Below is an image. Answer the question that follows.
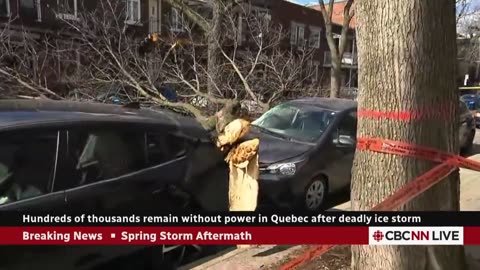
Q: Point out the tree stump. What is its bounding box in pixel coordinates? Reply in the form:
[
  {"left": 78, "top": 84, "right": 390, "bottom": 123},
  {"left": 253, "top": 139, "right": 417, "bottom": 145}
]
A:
[{"left": 216, "top": 119, "right": 260, "bottom": 249}]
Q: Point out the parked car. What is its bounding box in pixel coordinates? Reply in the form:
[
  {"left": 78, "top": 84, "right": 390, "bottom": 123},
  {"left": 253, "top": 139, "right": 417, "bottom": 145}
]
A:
[
  {"left": 459, "top": 99, "right": 477, "bottom": 153},
  {"left": 461, "top": 94, "right": 480, "bottom": 127},
  {"left": 249, "top": 98, "right": 357, "bottom": 212},
  {"left": 250, "top": 98, "right": 476, "bottom": 212},
  {"left": 0, "top": 99, "right": 229, "bottom": 270}
]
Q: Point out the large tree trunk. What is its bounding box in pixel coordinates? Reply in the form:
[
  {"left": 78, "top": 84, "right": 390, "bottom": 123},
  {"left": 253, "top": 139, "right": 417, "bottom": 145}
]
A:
[
  {"left": 216, "top": 120, "right": 260, "bottom": 249},
  {"left": 351, "top": 1, "right": 466, "bottom": 269}
]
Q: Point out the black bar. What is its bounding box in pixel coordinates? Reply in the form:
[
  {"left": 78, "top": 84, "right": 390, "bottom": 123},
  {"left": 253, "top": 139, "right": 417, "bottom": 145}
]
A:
[{"left": 0, "top": 211, "right": 479, "bottom": 226}]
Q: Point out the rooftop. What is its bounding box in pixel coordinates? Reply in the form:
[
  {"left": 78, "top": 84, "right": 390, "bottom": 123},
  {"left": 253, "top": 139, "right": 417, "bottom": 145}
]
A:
[{"left": 0, "top": 99, "right": 208, "bottom": 139}]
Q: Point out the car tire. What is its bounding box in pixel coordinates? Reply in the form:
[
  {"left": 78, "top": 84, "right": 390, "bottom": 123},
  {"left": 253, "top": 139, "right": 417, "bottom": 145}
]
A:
[{"left": 303, "top": 177, "right": 327, "bottom": 212}]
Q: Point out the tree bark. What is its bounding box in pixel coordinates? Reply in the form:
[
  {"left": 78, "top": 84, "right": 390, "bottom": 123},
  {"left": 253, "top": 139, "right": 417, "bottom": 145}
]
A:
[
  {"left": 207, "top": 1, "right": 224, "bottom": 95},
  {"left": 318, "top": 0, "right": 353, "bottom": 98},
  {"left": 351, "top": 1, "right": 466, "bottom": 269},
  {"left": 330, "top": 63, "right": 342, "bottom": 98}
]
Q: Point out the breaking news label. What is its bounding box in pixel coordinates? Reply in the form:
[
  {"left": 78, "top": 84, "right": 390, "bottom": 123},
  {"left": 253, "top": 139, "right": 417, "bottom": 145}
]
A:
[{"left": 0, "top": 212, "right": 479, "bottom": 245}]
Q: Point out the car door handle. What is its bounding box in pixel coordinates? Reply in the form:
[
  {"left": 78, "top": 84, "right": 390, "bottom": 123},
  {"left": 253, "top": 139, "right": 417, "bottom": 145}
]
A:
[{"left": 152, "top": 188, "right": 164, "bottom": 194}]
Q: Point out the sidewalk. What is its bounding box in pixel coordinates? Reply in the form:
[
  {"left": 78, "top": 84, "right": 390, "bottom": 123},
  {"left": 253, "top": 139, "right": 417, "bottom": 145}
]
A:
[
  {"left": 460, "top": 154, "right": 480, "bottom": 269},
  {"left": 181, "top": 154, "right": 480, "bottom": 270}
]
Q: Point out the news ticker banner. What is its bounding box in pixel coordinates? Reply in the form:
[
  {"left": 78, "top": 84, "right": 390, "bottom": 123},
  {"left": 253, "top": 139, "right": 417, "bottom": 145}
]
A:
[
  {"left": 11, "top": 211, "right": 480, "bottom": 226},
  {"left": 2, "top": 226, "right": 480, "bottom": 245},
  {"left": 1, "top": 212, "right": 480, "bottom": 245}
]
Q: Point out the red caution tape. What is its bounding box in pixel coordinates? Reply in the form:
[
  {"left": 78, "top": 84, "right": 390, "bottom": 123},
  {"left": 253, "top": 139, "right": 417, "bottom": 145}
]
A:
[
  {"left": 280, "top": 137, "right": 480, "bottom": 270},
  {"left": 357, "top": 103, "right": 455, "bottom": 121}
]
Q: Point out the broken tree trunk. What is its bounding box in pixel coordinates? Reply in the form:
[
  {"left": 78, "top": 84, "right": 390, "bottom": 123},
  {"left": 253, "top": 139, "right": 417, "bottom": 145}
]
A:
[{"left": 216, "top": 119, "right": 260, "bottom": 249}]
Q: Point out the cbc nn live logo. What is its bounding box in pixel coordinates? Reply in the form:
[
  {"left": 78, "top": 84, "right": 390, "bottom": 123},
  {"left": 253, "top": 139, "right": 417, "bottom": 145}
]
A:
[{"left": 368, "top": 227, "right": 464, "bottom": 245}]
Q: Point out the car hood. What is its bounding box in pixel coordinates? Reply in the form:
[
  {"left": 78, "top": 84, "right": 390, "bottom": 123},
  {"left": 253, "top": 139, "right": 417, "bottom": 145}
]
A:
[{"left": 246, "top": 127, "right": 313, "bottom": 165}]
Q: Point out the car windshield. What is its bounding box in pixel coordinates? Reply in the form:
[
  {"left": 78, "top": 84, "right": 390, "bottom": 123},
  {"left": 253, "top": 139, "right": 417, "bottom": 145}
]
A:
[{"left": 252, "top": 103, "right": 337, "bottom": 143}]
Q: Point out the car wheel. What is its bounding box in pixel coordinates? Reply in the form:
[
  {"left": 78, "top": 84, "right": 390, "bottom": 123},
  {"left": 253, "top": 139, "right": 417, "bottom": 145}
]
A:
[{"left": 304, "top": 178, "right": 327, "bottom": 212}]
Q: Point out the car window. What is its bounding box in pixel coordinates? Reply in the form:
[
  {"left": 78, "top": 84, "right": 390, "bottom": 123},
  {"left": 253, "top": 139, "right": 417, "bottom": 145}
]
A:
[
  {"left": 336, "top": 111, "right": 358, "bottom": 140},
  {"left": 57, "top": 129, "right": 146, "bottom": 190},
  {"left": 0, "top": 131, "right": 59, "bottom": 205},
  {"left": 146, "top": 133, "right": 187, "bottom": 167}
]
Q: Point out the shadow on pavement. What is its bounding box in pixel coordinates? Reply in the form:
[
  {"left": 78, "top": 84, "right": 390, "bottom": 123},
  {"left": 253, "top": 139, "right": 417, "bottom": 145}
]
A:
[
  {"left": 468, "top": 143, "right": 480, "bottom": 157},
  {"left": 177, "top": 246, "right": 237, "bottom": 270},
  {"left": 322, "top": 188, "right": 350, "bottom": 210}
]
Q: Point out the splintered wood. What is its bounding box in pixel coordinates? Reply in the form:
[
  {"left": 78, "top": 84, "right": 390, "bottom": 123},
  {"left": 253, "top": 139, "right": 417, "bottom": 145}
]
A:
[{"left": 216, "top": 119, "right": 260, "bottom": 249}]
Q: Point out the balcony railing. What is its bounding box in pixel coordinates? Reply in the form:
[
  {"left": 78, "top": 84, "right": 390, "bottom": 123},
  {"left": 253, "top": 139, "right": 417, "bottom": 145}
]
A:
[{"left": 324, "top": 51, "right": 358, "bottom": 68}]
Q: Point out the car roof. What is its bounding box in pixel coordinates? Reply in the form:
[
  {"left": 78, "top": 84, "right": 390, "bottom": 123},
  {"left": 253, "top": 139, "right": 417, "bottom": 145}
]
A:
[
  {"left": 0, "top": 99, "right": 209, "bottom": 140},
  {"left": 287, "top": 97, "right": 357, "bottom": 112}
]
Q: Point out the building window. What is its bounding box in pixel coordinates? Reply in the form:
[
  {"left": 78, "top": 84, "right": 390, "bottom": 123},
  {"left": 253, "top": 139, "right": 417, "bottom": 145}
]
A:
[
  {"left": 252, "top": 8, "right": 271, "bottom": 25},
  {"left": 170, "top": 8, "right": 184, "bottom": 32},
  {"left": 57, "top": 0, "right": 77, "bottom": 20},
  {"left": 309, "top": 27, "right": 321, "bottom": 48},
  {"left": 126, "top": 0, "right": 141, "bottom": 24},
  {"left": 20, "top": 0, "right": 42, "bottom": 21},
  {"left": 290, "top": 22, "right": 305, "bottom": 47},
  {"left": 0, "top": 0, "right": 10, "bottom": 17}
]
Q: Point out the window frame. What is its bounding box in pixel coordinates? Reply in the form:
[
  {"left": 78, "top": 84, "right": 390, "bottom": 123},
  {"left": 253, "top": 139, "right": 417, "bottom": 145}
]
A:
[
  {"left": 0, "top": 0, "right": 11, "bottom": 17},
  {"left": 0, "top": 128, "right": 61, "bottom": 206},
  {"left": 59, "top": 126, "right": 148, "bottom": 189},
  {"left": 56, "top": 0, "right": 78, "bottom": 21},
  {"left": 309, "top": 26, "right": 321, "bottom": 49},
  {"left": 170, "top": 8, "right": 184, "bottom": 32},
  {"left": 290, "top": 22, "right": 305, "bottom": 47},
  {"left": 36, "top": 0, "right": 42, "bottom": 21},
  {"left": 126, "top": 0, "right": 141, "bottom": 25}
]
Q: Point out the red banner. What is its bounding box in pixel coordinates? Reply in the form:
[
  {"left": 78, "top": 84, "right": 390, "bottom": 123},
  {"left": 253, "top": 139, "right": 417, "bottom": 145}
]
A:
[
  {"left": 1, "top": 226, "right": 480, "bottom": 245},
  {"left": 1, "top": 226, "right": 366, "bottom": 245}
]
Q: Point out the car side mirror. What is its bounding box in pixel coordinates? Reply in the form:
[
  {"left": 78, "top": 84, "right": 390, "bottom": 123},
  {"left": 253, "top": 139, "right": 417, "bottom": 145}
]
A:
[{"left": 333, "top": 130, "right": 356, "bottom": 147}]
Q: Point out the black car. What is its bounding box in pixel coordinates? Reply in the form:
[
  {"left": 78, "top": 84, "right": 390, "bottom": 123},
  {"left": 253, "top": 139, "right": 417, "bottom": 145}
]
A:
[
  {"left": 0, "top": 100, "right": 229, "bottom": 269},
  {"left": 250, "top": 98, "right": 357, "bottom": 212},
  {"left": 251, "top": 98, "right": 475, "bottom": 212}
]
